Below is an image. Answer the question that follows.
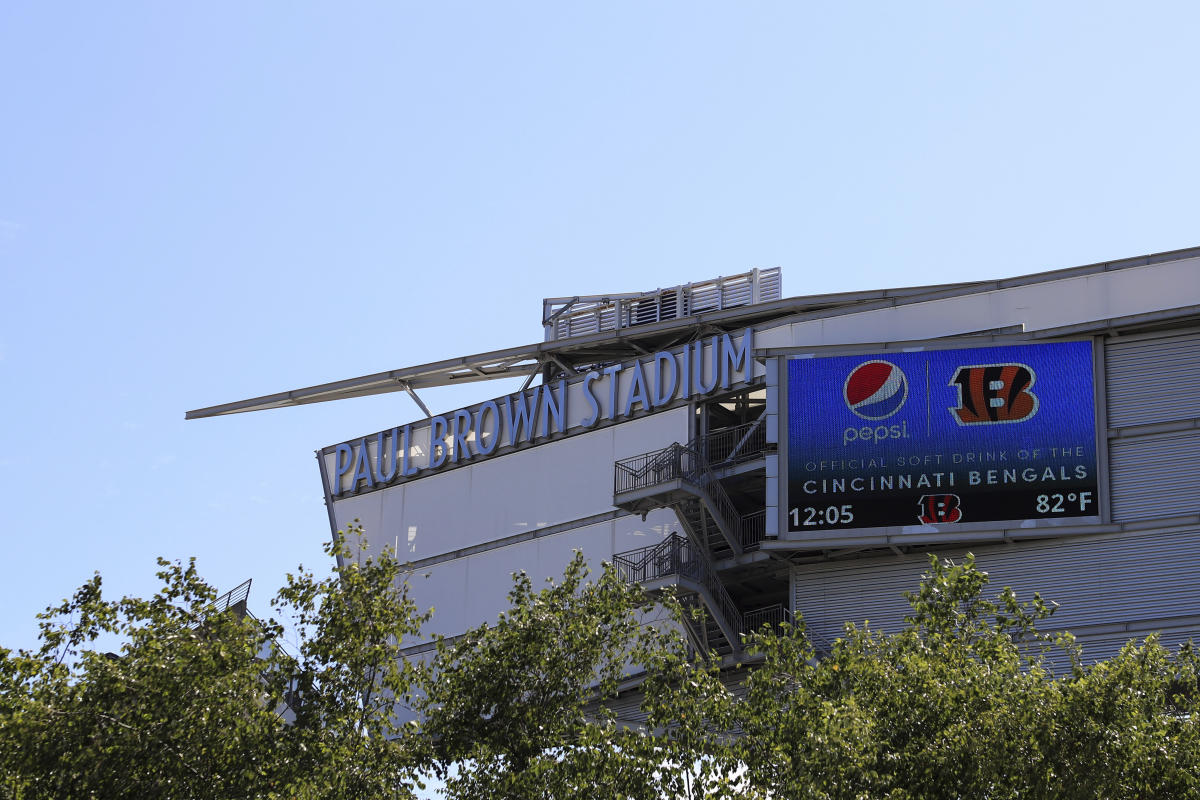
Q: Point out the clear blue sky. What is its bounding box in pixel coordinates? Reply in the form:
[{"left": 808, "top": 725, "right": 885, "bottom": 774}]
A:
[{"left": 2, "top": 2, "right": 1198, "bottom": 653}]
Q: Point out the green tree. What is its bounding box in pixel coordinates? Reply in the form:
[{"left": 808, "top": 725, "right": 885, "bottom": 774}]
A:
[
  {"left": 273, "top": 528, "right": 431, "bottom": 799},
  {"left": 479, "top": 552, "right": 1200, "bottom": 799},
  {"left": 6, "top": 539, "right": 1200, "bottom": 800},
  {"left": 0, "top": 526, "right": 428, "bottom": 800},
  {"left": 693, "top": 554, "right": 1200, "bottom": 799},
  {"left": 0, "top": 557, "right": 290, "bottom": 800},
  {"left": 419, "top": 552, "right": 689, "bottom": 800}
]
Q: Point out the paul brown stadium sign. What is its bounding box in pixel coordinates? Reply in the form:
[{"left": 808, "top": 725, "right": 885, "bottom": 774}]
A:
[
  {"left": 785, "top": 341, "right": 1100, "bottom": 532},
  {"left": 327, "top": 329, "right": 754, "bottom": 497}
]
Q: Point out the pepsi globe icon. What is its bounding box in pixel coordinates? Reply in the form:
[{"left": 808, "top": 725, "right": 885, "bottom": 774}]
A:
[{"left": 844, "top": 361, "right": 909, "bottom": 420}]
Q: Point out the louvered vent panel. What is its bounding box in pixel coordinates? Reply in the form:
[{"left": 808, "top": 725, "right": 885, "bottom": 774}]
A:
[
  {"left": 543, "top": 268, "right": 781, "bottom": 341},
  {"left": 722, "top": 279, "right": 753, "bottom": 307},
  {"left": 1109, "top": 432, "right": 1200, "bottom": 521},
  {"left": 1106, "top": 331, "right": 1200, "bottom": 428},
  {"left": 759, "top": 268, "right": 782, "bottom": 302},
  {"left": 690, "top": 285, "right": 720, "bottom": 313}
]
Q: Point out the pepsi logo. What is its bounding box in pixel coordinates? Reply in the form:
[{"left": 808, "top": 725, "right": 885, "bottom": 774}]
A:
[{"left": 844, "top": 360, "right": 909, "bottom": 419}]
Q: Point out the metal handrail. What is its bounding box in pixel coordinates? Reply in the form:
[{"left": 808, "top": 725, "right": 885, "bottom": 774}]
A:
[
  {"left": 614, "top": 420, "right": 769, "bottom": 495},
  {"left": 807, "top": 626, "right": 836, "bottom": 657},
  {"left": 614, "top": 438, "right": 768, "bottom": 551},
  {"left": 543, "top": 268, "right": 782, "bottom": 342},
  {"left": 613, "top": 534, "right": 744, "bottom": 648},
  {"left": 680, "top": 447, "right": 742, "bottom": 546},
  {"left": 190, "top": 578, "right": 253, "bottom": 629},
  {"left": 743, "top": 603, "right": 791, "bottom": 633},
  {"left": 698, "top": 420, "right": 767, "bottom": 466},
  {"left": 211, "top": 578, "right": 252, "bottom": 614},
  {"left": 611, "top": 534, "right": 684, "bottom": 584},
  {"left": 613, "top": 443, "right": 686, "bottom": 494},
  {"left": 741, "top": 604, "right": 834, "bottom": 657},
  {"left": 740, "top": 510, "right": 766, "bottom": 548}
]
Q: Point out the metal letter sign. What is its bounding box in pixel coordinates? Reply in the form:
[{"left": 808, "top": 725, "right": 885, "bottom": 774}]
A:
[
  {"left": 327, "top": 329, "right": 754, "bottom": 497},
  {"left": 786, "top": 341, "right": 1099, "bottom": 532}
]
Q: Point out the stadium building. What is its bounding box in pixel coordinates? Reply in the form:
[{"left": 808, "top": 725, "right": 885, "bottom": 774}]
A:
[{"left": 189, "top": 247, "right": 1200, "bottom": 676}]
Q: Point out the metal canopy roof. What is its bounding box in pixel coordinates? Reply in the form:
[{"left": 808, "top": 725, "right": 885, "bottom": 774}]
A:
[
  {"left": 184, "top": 295, "right": 867, "bottom": 419},
  {"left": 185, "top": 283, "right": 967, "bottom": 419},
  {"left": 184, "top": 244, "right": 1200, "bottom": 420}
]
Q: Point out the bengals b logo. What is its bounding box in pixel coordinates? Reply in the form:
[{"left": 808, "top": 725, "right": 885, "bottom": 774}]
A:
[
  {"left": 919, "top": 494, "right": 962, "bottom": 524},
  {"left": 950, "top": 363, "right": 1038, "bottom": 425}
]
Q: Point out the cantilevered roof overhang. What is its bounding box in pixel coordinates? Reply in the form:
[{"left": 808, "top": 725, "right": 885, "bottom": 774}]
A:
[
  {"left": 185, "top": 281, "right": 975, "bottom": 420},
  {"left": 184, "top": 243, "right": 1200, "bottom": 420}
]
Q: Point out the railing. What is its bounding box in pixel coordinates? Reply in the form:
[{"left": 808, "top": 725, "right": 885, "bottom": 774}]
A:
[
  {"left": 612, "top": 533, "right": 702, "bottom": 585},
  {"left": 613, "top": 534, "right": 744, "bottom": 648},
  {"left": 615, "top": 440, "right": 763, "bottom": 552},
  {"left": 191, "top": 579, "right": 253, "bottom": 628},
  {"left": 698, "top": 420, "right": 767, "bottom": 466},
  {"left": 614, "top": 541, "right": 840, "bottom": 658},
  {"left": 212, "top": 578, "right": 251, "bottom": 614},
  {"left": 686, "top": 450, "right": 743, "bottom": 548},
  {"left": 613, "top": 443, "right": 691, "bottom": 494},
  {"left": 741, "top": 604, "right": 835, "bottom": 657},
  {"left": 743, "top": 603, "right": 791, "bottom": 633},
  {"left": 543, "top": 268, "right": 782, "bottom": 342},
  {"left": 740, "top": 510, "right": 766, "bottom": 548},
  {"left": 614, "top": 420, "right": 769, "bottom": 496},
  {"left": 807, "top": 626, "right": 836, "bottom": 657}
]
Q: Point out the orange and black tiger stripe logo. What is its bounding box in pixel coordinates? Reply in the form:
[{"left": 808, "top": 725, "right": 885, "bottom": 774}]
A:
[
  {"left": 949, "top": 363, "right": 1038, "bottom": 425},
  {"left": 918, "top": 494, "right": 962, "bottom": 524}
]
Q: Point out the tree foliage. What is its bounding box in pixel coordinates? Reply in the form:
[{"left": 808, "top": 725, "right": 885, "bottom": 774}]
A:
[
  {"left": 638, "top": 554, "right": 1200, "bottom": 799},
  {"left": 270, "top": 528, "right": 430, "bottom": 799},
  {"left": 418, "top": 552, "right": 698, "bottom": 800},
  {"left": 4, "top": 539, "right": 1200, "bottom": 799},
  {"left": 0, "top": 558, "right": 287, "bottom": 800},
  {"left": 410, "top": 551, "right": 1200, "bottom": 799},
  {"left": 0, "top": 525, "right": 428, "bottom": 800}
]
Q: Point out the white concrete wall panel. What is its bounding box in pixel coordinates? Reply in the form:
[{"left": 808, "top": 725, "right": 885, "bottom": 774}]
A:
[
  {"left": 329, "top": 489, "right": 384, "bottom": 544},
  {"left": 335, "top": 408, "right": 688, "bottom": 562},
  {"left": 404, "top": 558, "right": 469, "bottom": 642},
  {"left": 533, "top": 524, "right": 609, "bottom": 584},
  {"left": 613, "top": 508, "right": 682, "bottom": 554},
  {"left": 377, "top": 469, "right": 476, "bottom": 560},
  {"left": 401, "top": 517, "right": 668, "bottom": 643},
  {"left": 470, "top": 431, "right": 614, "bottom": 535}
]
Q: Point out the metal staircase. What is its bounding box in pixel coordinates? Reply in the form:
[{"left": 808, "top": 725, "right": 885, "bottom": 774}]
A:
[
  {"left": 610, "top": 421, "right": 775, "bottom": 657},
  {"left": 613, "top": 421, "right": 768, "bottom": 559},
  {"left": 612, "top": 535, "right": 810, "bottom": 658},
  {"left": 613, "top": 533, "right": 745, "bottom": 655}
]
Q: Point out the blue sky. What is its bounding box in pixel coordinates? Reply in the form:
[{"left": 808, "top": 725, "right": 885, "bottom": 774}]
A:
[{"left": 2, "top": 2, "right": 1198, "bottom": 653}]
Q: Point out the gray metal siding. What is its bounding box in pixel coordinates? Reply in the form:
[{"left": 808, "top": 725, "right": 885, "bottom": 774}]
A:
[
  {"left": 1109, "top": 432, "right": 1200, "bottom": 521},
  {"left": 792, "top": 526, "right": 1200, "bottom": 663},
  {"left": 1106, "top": 331, "right": 1200, "bottom": 428},
  {"left": 1104, "top": 329, "right": 1200, "bottom": 522}
]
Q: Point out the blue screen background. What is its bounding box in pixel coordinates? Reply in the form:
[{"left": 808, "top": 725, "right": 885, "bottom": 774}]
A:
[{"left": 785, "top": 341, "right": 1098, "bottom": 531}]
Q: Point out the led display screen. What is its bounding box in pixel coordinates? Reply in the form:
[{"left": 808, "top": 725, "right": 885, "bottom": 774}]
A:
[{"left": 786, "top": 341, "right": 1099, "bottom": 532}]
